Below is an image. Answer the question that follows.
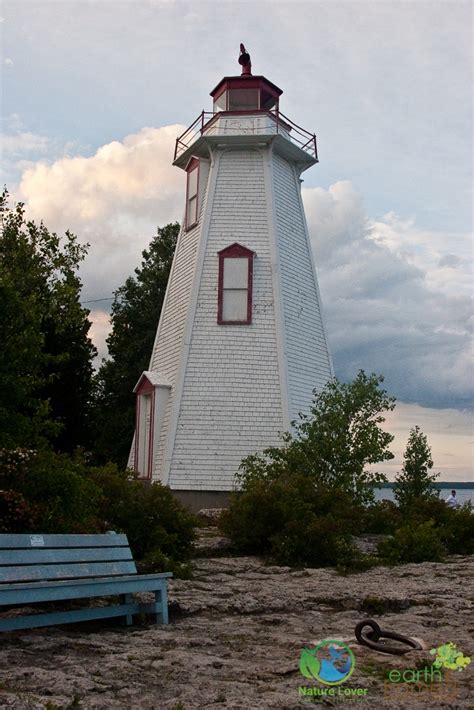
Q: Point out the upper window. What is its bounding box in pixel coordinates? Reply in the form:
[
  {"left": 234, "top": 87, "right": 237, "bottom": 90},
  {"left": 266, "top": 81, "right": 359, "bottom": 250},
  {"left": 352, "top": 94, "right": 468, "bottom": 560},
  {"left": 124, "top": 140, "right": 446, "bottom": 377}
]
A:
[
  {"left": 186, "top": 158, "right": 199, "bottom": 228},
  {"left": 213, "top": 91, "right": 227, "bottom": 112},
  {"left": 217, "top": 243, "right": 254, "bottom": 325},
  {"left": 228, "top": 88, "right": 259, "bottom": 111}
]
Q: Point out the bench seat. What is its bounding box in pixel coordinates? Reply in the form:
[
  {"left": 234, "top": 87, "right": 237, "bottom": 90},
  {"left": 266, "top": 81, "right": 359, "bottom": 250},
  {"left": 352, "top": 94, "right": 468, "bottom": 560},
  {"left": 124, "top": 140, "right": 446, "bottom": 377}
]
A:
[{"left": 0, "top": 534, "right": 173, "bottom": 631}]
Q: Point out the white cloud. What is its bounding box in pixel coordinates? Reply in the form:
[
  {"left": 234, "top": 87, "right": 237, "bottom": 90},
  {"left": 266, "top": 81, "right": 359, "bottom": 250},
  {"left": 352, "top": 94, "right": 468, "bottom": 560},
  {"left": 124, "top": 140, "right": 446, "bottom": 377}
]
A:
[
  {"left": 0, "top": 131, "right": 50, "bottom": 156},
  {"left": 0, "top": 120, "right": 83, "bottom": 187},
  {"left": 16, "top": 125, "right": 186, "bottom": 302},
  {"left": 4, "top": 57, "right": 13, "bottom": 67}
]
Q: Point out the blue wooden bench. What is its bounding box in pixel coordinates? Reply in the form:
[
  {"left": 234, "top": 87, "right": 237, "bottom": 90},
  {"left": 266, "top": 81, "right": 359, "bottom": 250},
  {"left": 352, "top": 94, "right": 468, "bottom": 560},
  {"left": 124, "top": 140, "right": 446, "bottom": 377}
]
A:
[{"left": 0, "top": 533, "right": 172, "bottom": 632}]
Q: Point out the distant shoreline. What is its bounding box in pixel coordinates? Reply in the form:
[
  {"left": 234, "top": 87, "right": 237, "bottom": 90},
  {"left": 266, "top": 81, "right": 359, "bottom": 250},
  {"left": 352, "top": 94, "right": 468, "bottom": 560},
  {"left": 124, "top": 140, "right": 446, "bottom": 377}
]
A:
[{"left": 378, "top": 481, "right": 474, "bottom": 489}]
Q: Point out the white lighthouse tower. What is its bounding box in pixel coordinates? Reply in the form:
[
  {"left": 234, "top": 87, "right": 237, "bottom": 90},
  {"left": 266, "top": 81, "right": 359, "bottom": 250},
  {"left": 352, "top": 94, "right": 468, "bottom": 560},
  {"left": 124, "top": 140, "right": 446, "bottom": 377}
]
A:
[{"left": 130, "top": 46, "right": 333, "bottom": 507}]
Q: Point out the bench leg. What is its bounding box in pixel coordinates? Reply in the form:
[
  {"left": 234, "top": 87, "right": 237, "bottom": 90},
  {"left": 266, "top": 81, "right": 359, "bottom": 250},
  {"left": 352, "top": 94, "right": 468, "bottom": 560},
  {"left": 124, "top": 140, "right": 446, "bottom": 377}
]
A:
[
  {"left": 120, "top": 594, "right": 133, "bottom": 626},
  {"left": 155, "top": 586, "right": 168, "bottom": 625}
]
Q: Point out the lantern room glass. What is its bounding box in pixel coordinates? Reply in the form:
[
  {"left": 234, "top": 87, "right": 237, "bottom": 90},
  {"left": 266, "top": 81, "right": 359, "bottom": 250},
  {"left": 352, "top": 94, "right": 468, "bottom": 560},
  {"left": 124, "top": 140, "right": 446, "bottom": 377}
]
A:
[
  {"left": 228, "top": 89, "right": 259, "bottom": 110},
  {"left": 213, "top": 86, "right": 278, "bottom": 113}
]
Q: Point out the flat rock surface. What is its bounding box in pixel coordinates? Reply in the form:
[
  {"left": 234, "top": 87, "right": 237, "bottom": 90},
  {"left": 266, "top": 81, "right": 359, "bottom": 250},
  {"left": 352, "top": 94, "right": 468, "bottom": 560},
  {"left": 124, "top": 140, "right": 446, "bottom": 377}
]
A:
[{"left": 0, "top": 528, "right": 473, "bottom": 709}]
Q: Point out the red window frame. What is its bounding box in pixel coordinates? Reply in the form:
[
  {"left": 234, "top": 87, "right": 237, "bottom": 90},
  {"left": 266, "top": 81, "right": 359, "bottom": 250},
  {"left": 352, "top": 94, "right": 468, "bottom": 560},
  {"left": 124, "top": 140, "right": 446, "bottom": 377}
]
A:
[
  {"left": 185, "top": 157, "right": 199, "bottom": 230},
  {"left": 217, "top": 243, "right": 254, "bottom": 325}
]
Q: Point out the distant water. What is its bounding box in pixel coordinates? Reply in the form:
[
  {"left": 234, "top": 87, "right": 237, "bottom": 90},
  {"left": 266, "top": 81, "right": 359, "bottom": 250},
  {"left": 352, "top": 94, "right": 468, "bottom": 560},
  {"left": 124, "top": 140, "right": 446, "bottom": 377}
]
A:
[{"left": 374, "top": 485, "right": 473, "bottom": 505}]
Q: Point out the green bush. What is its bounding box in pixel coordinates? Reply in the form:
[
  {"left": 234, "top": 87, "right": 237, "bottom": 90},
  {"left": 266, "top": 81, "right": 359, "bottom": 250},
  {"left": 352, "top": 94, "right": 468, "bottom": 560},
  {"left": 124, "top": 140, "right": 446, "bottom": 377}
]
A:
[
  {"left": 269, "top": 514, "right": 357, "bottom": 568},
  {"left": 0, "top": 448, "right": 196, "bottom": 576},
  {"left": 0, "top": 448, "right": 102, "bottom": 533},
  {"left": 89, "top": 464, "right": 196, "bottom": 575},
  {"left": 361, "top": 500, "right": 402, "bottom": 534},
  {"left": 0, "top": 489, "right": 36, "bottom": 533},
  {"left": 399, "top": 496, "right": 450, "bottom": 527},
  {"left": 220, "top": 472, "right": 367, "bottom": 568},
  {"left": 439, "top": 503, "right": 474, "bottom": 555},
  {"left": 377, "top": 520, "right": 446, "bottom": 564}
]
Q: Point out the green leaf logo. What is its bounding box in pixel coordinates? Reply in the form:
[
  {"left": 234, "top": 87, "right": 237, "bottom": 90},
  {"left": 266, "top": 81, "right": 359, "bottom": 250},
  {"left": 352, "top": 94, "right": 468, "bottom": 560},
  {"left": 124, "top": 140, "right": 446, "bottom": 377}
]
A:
[
  {"left": 299, "top": 648, "right": 321, "bottom": 680},
  {"left": 429, "top": 643, "right": 471, "bottom": 672}
]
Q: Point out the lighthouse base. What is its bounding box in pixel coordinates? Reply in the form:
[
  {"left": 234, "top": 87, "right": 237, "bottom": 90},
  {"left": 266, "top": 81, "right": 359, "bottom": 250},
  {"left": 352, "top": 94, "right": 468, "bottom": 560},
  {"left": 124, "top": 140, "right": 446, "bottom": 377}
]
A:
[{"left": 172, "top": 489, "right": 231, "bottom": 513}]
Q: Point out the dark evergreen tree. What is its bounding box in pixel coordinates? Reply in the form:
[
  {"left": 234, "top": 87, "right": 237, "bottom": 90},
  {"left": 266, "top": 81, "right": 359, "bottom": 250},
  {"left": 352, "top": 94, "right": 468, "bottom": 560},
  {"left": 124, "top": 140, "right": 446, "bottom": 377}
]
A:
[
  {"left": 93, "top": 223, "right": 179, "bottom": 467},
  {"left": 394, "top": 426, "right": 439, "bottom": 507},
  {"left": 0, "top": 190, "right": 96, "bottom": 451}
]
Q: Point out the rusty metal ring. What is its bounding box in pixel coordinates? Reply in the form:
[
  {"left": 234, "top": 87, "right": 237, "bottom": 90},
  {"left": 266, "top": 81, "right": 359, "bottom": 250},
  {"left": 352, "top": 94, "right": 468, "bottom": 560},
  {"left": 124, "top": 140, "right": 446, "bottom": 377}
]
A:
[
  {"left": 355, "top": 619, "right": 381, "bottom": 642},
  {"left": 355, "top": 618, "right": 422, "bottom": 656}
]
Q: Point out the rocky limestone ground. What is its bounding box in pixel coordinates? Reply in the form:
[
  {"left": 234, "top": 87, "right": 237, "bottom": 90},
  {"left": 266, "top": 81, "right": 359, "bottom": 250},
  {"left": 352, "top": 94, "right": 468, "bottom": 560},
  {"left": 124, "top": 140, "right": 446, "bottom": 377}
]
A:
[{"left": 0, "top": 527, "right": 473, "bottom": 710}]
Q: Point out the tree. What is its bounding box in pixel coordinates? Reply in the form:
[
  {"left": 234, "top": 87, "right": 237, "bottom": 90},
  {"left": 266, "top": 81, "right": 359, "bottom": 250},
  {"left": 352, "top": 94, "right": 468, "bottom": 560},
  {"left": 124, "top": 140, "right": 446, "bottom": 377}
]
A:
[
  {"left": 393, "top": 426, "right": 439, "bottom": 507},
  {"left": 0, "top": 190, "right": 96, "bottom": 451},
  {"left": 238, "top": 370, "right": 396, "bottom": 505},
  {"left": 93, "top": 223, "right": 179, "bottom": 466}
]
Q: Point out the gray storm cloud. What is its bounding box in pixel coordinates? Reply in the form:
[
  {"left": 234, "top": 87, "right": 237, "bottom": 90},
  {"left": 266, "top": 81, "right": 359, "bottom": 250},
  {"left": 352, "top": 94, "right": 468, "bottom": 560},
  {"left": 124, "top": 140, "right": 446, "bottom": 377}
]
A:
[{"left": 303, "top": 181, "right": 472, "bottom": 409}]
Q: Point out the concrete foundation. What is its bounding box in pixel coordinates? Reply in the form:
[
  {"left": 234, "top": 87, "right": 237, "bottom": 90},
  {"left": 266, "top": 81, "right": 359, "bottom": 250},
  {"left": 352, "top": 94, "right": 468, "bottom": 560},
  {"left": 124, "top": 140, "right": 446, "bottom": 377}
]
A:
[{"left": 172, "top": 490, "right": 231, "bottom": 513}]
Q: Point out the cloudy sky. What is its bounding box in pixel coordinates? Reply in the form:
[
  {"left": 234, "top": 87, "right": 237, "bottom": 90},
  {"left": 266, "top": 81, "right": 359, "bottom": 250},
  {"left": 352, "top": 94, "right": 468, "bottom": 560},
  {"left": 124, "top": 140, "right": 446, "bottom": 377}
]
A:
[{"left": 1, "top": 0, "right": 472, "bottom": 480}]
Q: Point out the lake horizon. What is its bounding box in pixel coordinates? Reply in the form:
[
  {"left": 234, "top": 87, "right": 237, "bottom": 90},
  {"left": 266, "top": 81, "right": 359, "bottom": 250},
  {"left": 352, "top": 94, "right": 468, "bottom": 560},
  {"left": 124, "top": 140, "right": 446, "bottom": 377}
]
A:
[{"left": 374, "top": 482, "right": 473, "bottom": 505}]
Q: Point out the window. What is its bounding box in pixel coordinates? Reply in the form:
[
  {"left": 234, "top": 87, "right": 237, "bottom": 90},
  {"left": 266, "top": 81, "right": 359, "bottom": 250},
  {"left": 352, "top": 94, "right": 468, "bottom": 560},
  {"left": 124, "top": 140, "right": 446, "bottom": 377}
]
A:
[
  {"left": 186, "top": 158, "right": 199, "bottom": 228},
  {"left": 261, "top": 90, "right": 278, "bottom": 110},
  {"left": 228, "top": 88, "right": 259, "bottom": 111},
  {"left": 217, "top": 243, "right": 254, "bottom": 325},
  {"left": 213, "top": 91, "right": 227, "bottom": 112}
]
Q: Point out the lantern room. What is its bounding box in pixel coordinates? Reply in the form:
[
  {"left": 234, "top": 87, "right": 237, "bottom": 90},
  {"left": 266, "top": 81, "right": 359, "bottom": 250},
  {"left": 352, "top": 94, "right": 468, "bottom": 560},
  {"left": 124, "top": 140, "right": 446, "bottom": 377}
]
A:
[
  {"left": 210, "top": 76, "right": 282, "bottom": 113},
  {"left": 173, "top": 42, "right": 318, "bottom": 170}
]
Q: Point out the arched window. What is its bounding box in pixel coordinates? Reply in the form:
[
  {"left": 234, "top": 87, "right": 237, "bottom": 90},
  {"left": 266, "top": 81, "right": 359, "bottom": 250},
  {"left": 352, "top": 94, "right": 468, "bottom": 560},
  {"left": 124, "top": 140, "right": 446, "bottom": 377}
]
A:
[
  {"left": 185, "top": 158, "right": 199, "bottom": 229},
  {"left": 217, "top": 243, "right": 254, "bottom": 325}
]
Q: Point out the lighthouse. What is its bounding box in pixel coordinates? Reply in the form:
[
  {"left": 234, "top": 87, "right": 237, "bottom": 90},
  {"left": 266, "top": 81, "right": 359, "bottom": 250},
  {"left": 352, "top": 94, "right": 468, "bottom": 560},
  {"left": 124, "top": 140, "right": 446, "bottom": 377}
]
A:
[{"left": 129, "top": 46, "right": 333, "bottom": 507}]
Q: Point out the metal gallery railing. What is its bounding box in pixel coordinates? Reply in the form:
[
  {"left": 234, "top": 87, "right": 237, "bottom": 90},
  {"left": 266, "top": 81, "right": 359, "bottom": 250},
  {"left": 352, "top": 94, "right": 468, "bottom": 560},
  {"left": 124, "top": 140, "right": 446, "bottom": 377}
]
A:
[{"left": 174, "top": 109, "right": 318, "bottom": 162}]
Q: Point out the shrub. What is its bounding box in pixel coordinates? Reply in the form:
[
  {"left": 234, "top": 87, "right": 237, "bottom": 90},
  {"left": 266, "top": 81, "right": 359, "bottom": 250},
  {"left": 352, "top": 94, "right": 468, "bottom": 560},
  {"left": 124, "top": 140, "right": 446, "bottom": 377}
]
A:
[
  {"left": 220, "top": 472, "right": 367, "bottom": 568},
  {"left": 88, "top": 464, "right": 197, "bottom": 576},
  {"left": 0, "top": 448, "right": 196, "bottom": 576},
  {"left": 377, "top": 520, "right": 446, "bottom": 564},
  {"left": 361, "top": 500, "right": 402, "bottom": 534},
  {"left": 439, "top": 503, "right": 474, "bottom": 555},
  {"left": 399, "top": 496, "right": 451, "bottom": 527},
  {"left": 393, "top": 496, "right": 474, "bottom": 556},
  {"left": 269, "top": 514, "right": 356, "bottom": 568},
  {"left": 0, "top": 448, "right": 102, "bottom": 533},
  {"left": 0, "top": 489, "right": 36, "bottom": 533}
]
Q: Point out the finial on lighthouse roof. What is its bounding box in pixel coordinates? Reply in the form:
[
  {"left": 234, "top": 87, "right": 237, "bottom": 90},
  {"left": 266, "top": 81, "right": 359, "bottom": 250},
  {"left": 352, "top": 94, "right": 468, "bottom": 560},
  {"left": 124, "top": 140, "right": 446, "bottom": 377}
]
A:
[{"left": 238, "top": 43, "right": 252, "bottom": 76}]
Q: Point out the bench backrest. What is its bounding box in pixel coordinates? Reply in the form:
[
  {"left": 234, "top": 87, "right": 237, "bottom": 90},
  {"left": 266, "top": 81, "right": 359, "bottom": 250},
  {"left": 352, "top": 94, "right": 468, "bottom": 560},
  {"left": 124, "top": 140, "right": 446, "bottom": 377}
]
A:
[{"left": 0, "top": 534, "right": 137, "bottom": 584}]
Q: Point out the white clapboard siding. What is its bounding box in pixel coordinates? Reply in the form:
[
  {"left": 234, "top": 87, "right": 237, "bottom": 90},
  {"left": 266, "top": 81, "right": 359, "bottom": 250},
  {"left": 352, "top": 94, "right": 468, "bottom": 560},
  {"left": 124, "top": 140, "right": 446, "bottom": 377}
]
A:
[
  {"left": 272, "top": 152, "right": 333, "bottom": 422},
  {"left": 129, "top": 126, "right": 333, "bottom": 491},
  {"left": 168, "top": 149, "right": 285, "bottom": 490}
]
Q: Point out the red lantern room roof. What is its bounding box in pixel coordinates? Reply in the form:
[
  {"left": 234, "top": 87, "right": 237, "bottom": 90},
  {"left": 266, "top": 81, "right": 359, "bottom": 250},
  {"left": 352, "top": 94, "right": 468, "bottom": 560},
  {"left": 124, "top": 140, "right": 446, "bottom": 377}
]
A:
[{"left": 210, "top": 75, "right": 283, "bottom": 101}]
